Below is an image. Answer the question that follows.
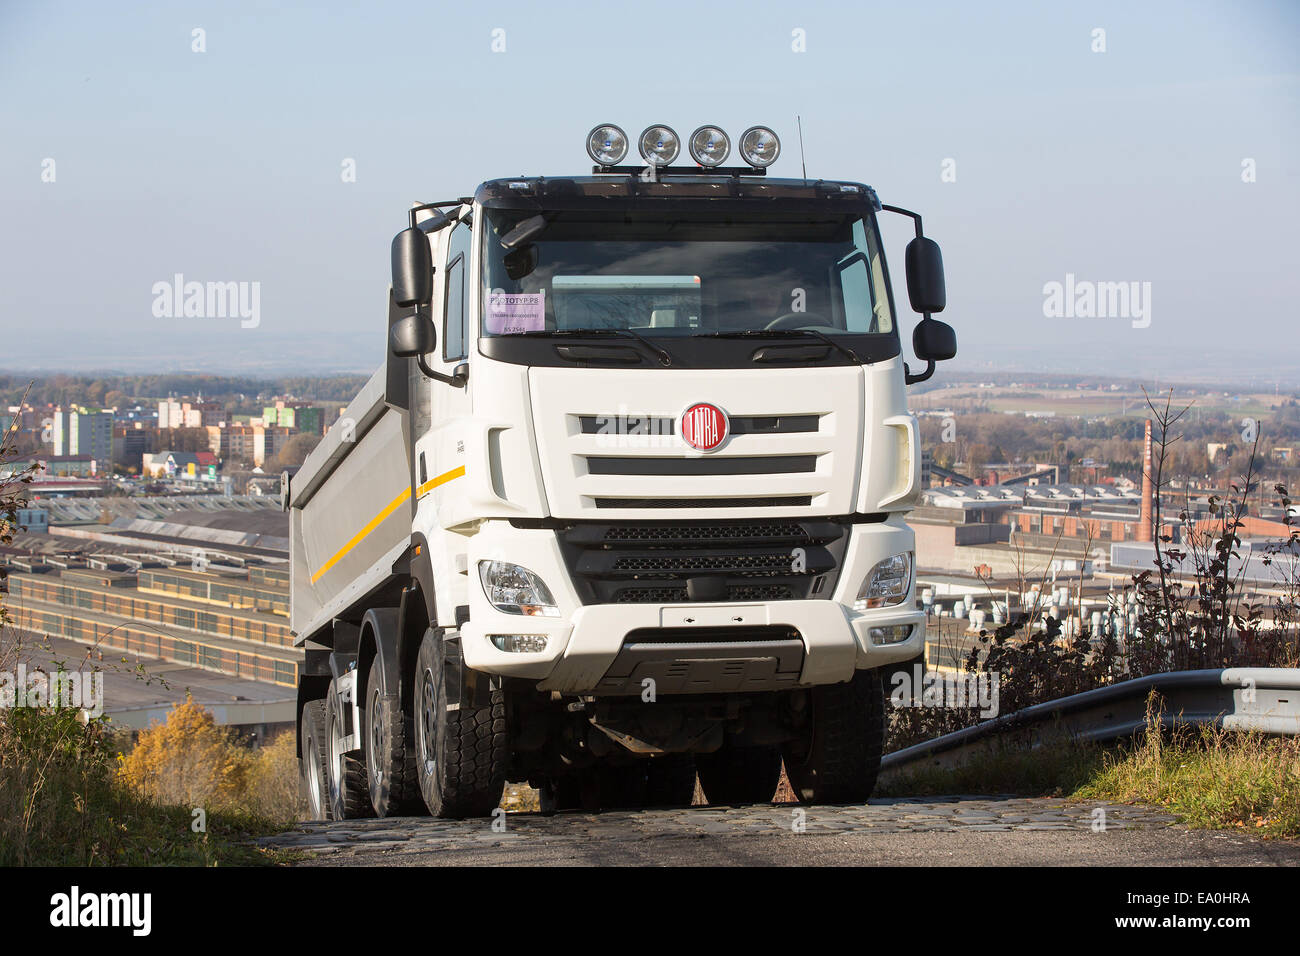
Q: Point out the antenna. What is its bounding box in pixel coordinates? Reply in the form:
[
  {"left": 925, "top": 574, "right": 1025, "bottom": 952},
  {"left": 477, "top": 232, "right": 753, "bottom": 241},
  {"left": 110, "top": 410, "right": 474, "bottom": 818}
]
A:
[{"left": 797, "top": 115, "right": 807, "bottom": 182}]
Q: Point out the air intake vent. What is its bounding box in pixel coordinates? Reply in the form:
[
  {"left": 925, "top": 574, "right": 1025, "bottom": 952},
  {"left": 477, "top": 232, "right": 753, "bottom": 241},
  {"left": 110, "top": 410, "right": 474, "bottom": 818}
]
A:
[
  {"left": 585, "top": 455, "right": 816, "bottom": 477},
  {"left": 593, "top": 496, "right": 813, "bottom": 509},
  {"left": 557, "top": 518, "right": 848, "bottom": 605}
]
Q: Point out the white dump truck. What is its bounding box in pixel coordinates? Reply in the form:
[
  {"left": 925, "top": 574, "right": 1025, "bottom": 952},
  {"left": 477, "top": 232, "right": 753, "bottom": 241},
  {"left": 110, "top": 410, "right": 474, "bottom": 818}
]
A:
[{"left": 289, "top": 123, "right": 956, "bottom": 819}]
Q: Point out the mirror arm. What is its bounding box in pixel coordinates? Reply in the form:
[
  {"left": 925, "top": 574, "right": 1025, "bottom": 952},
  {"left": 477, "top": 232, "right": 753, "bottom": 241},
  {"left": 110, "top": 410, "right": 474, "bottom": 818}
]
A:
[
  {"left": 416, "top": 354, "right": 467, "bottom": 388},
  {"left": 407, "top": 198, "right": 471, "bottom": 230},
  {"left": 881, "top": 204, "right": 924, "bottom": 239},
  {"left": 904, "top": 358, "right": 936, "bottom": 386}
]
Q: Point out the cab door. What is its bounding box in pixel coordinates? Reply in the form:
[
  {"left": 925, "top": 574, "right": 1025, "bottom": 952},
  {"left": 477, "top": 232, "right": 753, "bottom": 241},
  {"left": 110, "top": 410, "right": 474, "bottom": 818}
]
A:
[{"left": 411, "top": 217, "right": 474, "bottom": 622}]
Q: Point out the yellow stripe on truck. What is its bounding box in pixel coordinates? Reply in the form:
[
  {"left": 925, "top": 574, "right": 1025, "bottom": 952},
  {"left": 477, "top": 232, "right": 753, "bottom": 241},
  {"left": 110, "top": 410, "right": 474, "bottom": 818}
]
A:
[
  {"left": 416, "top": 464, "right": 465, "bottom": 498},
  {"left": 309, "top": 465, "right": 466, "bottom": 584}
]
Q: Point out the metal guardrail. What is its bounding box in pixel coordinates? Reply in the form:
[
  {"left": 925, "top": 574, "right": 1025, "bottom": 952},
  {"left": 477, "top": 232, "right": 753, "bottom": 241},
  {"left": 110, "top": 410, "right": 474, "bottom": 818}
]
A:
[{"left": 879, "top": 668, "right": 1300, "bottom": 778}]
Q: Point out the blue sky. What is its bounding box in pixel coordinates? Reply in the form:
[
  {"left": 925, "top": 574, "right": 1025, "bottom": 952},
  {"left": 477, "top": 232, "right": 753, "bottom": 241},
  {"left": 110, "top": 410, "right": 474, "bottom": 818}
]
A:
[{"left": 1, "top": 0, "right": 1297, "bottom": 381}]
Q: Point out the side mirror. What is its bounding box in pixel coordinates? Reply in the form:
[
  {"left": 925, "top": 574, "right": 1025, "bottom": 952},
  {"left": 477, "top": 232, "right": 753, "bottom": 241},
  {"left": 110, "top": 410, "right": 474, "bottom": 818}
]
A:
[
  {"left": 904, "top": 237, "right": 946, "bottom": 314},
  {"left": 391, "top": 228, "right": 433, "bottom": 307},
  {"left": 390, "top": 312, "right": 435, "bottom": 357},
  {"left": 913, "top": 318, "right": 957, "bottom": 362}
]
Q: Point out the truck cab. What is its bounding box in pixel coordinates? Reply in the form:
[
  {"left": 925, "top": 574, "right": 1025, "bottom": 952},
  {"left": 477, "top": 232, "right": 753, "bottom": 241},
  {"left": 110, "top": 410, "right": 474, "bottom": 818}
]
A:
[{"left": 290, "top": 124, "right": 956, "bottom": 818}]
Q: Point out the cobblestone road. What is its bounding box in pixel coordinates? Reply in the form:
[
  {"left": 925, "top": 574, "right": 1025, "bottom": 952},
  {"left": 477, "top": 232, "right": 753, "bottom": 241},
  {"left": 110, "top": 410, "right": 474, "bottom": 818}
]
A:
[{"left": 257, "top": 797, "right": 1300, "bottom": 866}]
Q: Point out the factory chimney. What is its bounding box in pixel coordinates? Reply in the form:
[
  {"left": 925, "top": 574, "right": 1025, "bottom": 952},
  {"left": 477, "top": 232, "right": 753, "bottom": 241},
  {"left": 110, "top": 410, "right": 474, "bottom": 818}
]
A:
[{"left": 1138, "top": 419, "right": 1154, "bottom": 542}]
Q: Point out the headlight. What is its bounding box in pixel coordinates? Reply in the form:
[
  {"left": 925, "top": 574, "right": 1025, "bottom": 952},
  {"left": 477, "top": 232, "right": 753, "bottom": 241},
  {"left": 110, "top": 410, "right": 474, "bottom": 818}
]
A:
[
  {"left": 638, "top": 125, "right": 681, "bottom": 166},
  {"left": 586, "top": 124, "right": 628, "bottom": 165},
  {"left": 855, "top": 552, "right": 912, "bottom": 611},
  {"left": 478, "top": 561, "right": 560, "bottom": 617},
  {"left": 689, "top": 125, "right": 731, "bottom": 166},
  {"left": 738, "top": 126, "right": 780, "bottom": 167}
]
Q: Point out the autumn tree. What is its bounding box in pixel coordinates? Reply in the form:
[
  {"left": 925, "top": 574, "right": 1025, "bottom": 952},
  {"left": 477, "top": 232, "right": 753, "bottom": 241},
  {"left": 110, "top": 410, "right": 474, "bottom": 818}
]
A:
[
  {"left": 271, "top": 433, "right": 321, "bottom": 470},
  {"left": 117, "top": 694, "right": 249, "bottom": 808}
]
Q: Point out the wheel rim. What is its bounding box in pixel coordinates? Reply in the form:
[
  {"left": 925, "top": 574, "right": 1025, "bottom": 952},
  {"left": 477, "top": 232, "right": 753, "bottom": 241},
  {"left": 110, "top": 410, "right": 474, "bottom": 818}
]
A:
[
  {"left": 327, "top": 709, "right": 344, "bottom": 809},
  {"left": 306, "top": 728, "right": 322, "bottom": 815},
  {"left": 418, "top": 668, "right": 437, "bottom": 775},
  {"left": 367, "top": 688, "right": 383, "bottom": 787}
]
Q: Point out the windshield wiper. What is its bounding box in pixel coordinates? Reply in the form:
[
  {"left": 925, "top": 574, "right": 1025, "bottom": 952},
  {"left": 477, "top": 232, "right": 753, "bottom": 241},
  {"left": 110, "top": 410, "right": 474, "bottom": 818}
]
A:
[
  {"left": 695, "top": 328, "right": 862, "bottom": 364},
  {"left": 509, "top": 328, "right": 672, "bottom": 366}
]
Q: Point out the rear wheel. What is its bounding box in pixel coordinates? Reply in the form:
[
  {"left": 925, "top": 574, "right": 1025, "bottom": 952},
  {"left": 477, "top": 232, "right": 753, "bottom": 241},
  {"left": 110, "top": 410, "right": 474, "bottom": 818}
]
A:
[
  {"left": 326, "top": 679, "right": 374, "bottom": 820},
  {"left": 363, "top": 656, "right": 423, "bottom": 817},
  {"left": 299, "top": 699, "right": 330, "bottom": 821},
  {"left": 413, "top": 629, "right": 507, "bottom": 818},
  {"left": 696, "top": 743, "right": 782, "bottom": 805},
  {"left": 781, "top": 668, "right": 884, "bottom": 805}
]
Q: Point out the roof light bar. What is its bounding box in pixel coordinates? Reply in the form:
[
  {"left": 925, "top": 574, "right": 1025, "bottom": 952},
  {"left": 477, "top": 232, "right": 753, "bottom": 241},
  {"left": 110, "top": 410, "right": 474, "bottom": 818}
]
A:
[{"left": 587, "top": 123, "right": 779, "bottom": 173}]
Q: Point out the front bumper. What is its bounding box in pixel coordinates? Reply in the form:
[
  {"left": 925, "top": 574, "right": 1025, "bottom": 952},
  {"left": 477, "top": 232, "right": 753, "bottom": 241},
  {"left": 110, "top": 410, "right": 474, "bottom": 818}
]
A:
[{"left": 460, "top": 517, "right": 925, "bottom": 694}]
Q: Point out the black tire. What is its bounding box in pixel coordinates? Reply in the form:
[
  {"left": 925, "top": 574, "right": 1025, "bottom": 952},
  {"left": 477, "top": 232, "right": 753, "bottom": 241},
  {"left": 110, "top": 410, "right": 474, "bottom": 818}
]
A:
[
  {"left": 696, "top": 744, "right": 782, "bottom": 805},
  {"left": 413, "top": 629, "right": 507, "bottom": 818},
  {"left": 781, "top": 668, "right": 885, "bottom": 805},
  {"left": 326, "top": 679, "right": 374, "bottom": 820},
  {"left": 363, "top": 655, "right": 423, "bottom": 817},
  {"left": 645, "top": 754, "right": 697, "bottom": 807},
  {"left": 299, "top": 699, "right": 330, "bottom": 821}
]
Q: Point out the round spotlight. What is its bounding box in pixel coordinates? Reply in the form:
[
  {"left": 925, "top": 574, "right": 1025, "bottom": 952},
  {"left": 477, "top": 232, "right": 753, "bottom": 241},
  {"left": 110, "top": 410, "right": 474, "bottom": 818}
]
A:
[
  {"left": 638, "top": 125, "right": 681, "bottom": 166},
  {"left": 739, "top": 126, "right": 781, "bottom": 167},
  {"left": 689, "top": 126, "right": 731, "bottom": 167},
  {"left": 586, "top": 124, "right": 629, "bottom": 166}
]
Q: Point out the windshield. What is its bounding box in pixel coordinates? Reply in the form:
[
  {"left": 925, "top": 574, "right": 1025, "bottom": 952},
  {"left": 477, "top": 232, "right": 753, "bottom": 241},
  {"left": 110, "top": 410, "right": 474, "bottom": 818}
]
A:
[{"left": 480, "top": 209, "right": 894, "bottom": 345}]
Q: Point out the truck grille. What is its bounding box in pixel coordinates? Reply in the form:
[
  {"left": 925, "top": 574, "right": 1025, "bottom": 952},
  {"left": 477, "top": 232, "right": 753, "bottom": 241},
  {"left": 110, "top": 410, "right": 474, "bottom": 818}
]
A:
[
  {"left": 556, "top": 518, "right": 849, "bottom": 605},
  {"left": 592, "top": 496, "right": 813, "bottom": 509},
  {"left": 528, "top": 365, "right": 864, "bottom": 517},
  {"left": 614, "top": 584, "right": 795, "bottom": 604}
]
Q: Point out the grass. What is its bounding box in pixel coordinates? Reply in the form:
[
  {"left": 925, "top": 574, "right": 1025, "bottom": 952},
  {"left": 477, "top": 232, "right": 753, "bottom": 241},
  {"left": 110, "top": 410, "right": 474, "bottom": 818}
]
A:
[
  {"left": 1077, "top": 725, "right": 1300, "bottom": 839},
  {"left": 876, "top": 736, "right": 1107, "bottom": 799},
  {"left": 876, "top": 703, "right": 1300, "bottom": 839},
  {"left": 0, "top": 742, "right": 296, "bottom": 865},
  {"left": 0, "top": 693, "right": 298, "bottom": 866}
]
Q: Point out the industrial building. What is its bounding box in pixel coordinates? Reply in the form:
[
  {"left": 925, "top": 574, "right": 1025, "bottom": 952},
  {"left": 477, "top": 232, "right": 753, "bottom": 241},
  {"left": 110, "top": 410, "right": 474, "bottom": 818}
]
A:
[{"left": 1, "top": 496, "right": 300, "bottom": 701}]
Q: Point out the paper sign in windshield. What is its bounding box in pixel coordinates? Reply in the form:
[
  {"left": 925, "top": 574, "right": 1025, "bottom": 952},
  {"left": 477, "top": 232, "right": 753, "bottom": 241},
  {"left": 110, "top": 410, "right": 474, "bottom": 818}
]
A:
[{"left": 486, "top": 291, "right": 546, "bottom": 334}]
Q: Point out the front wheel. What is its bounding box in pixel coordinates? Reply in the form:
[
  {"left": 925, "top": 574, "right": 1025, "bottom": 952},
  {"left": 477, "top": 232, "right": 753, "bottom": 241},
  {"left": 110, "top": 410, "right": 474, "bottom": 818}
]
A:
[
  {"left": 781, "top": 668, "right": 884, "bottom": 805},
  {"left": 413, "top": 629, "right": 507, "bottom": 818}
]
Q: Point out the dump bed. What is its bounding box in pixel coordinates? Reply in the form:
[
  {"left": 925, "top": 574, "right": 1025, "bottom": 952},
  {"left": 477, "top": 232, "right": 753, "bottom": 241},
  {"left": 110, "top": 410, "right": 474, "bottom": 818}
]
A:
[{"left": 288, "top": 366, "right": 411, "bottom": 644}]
